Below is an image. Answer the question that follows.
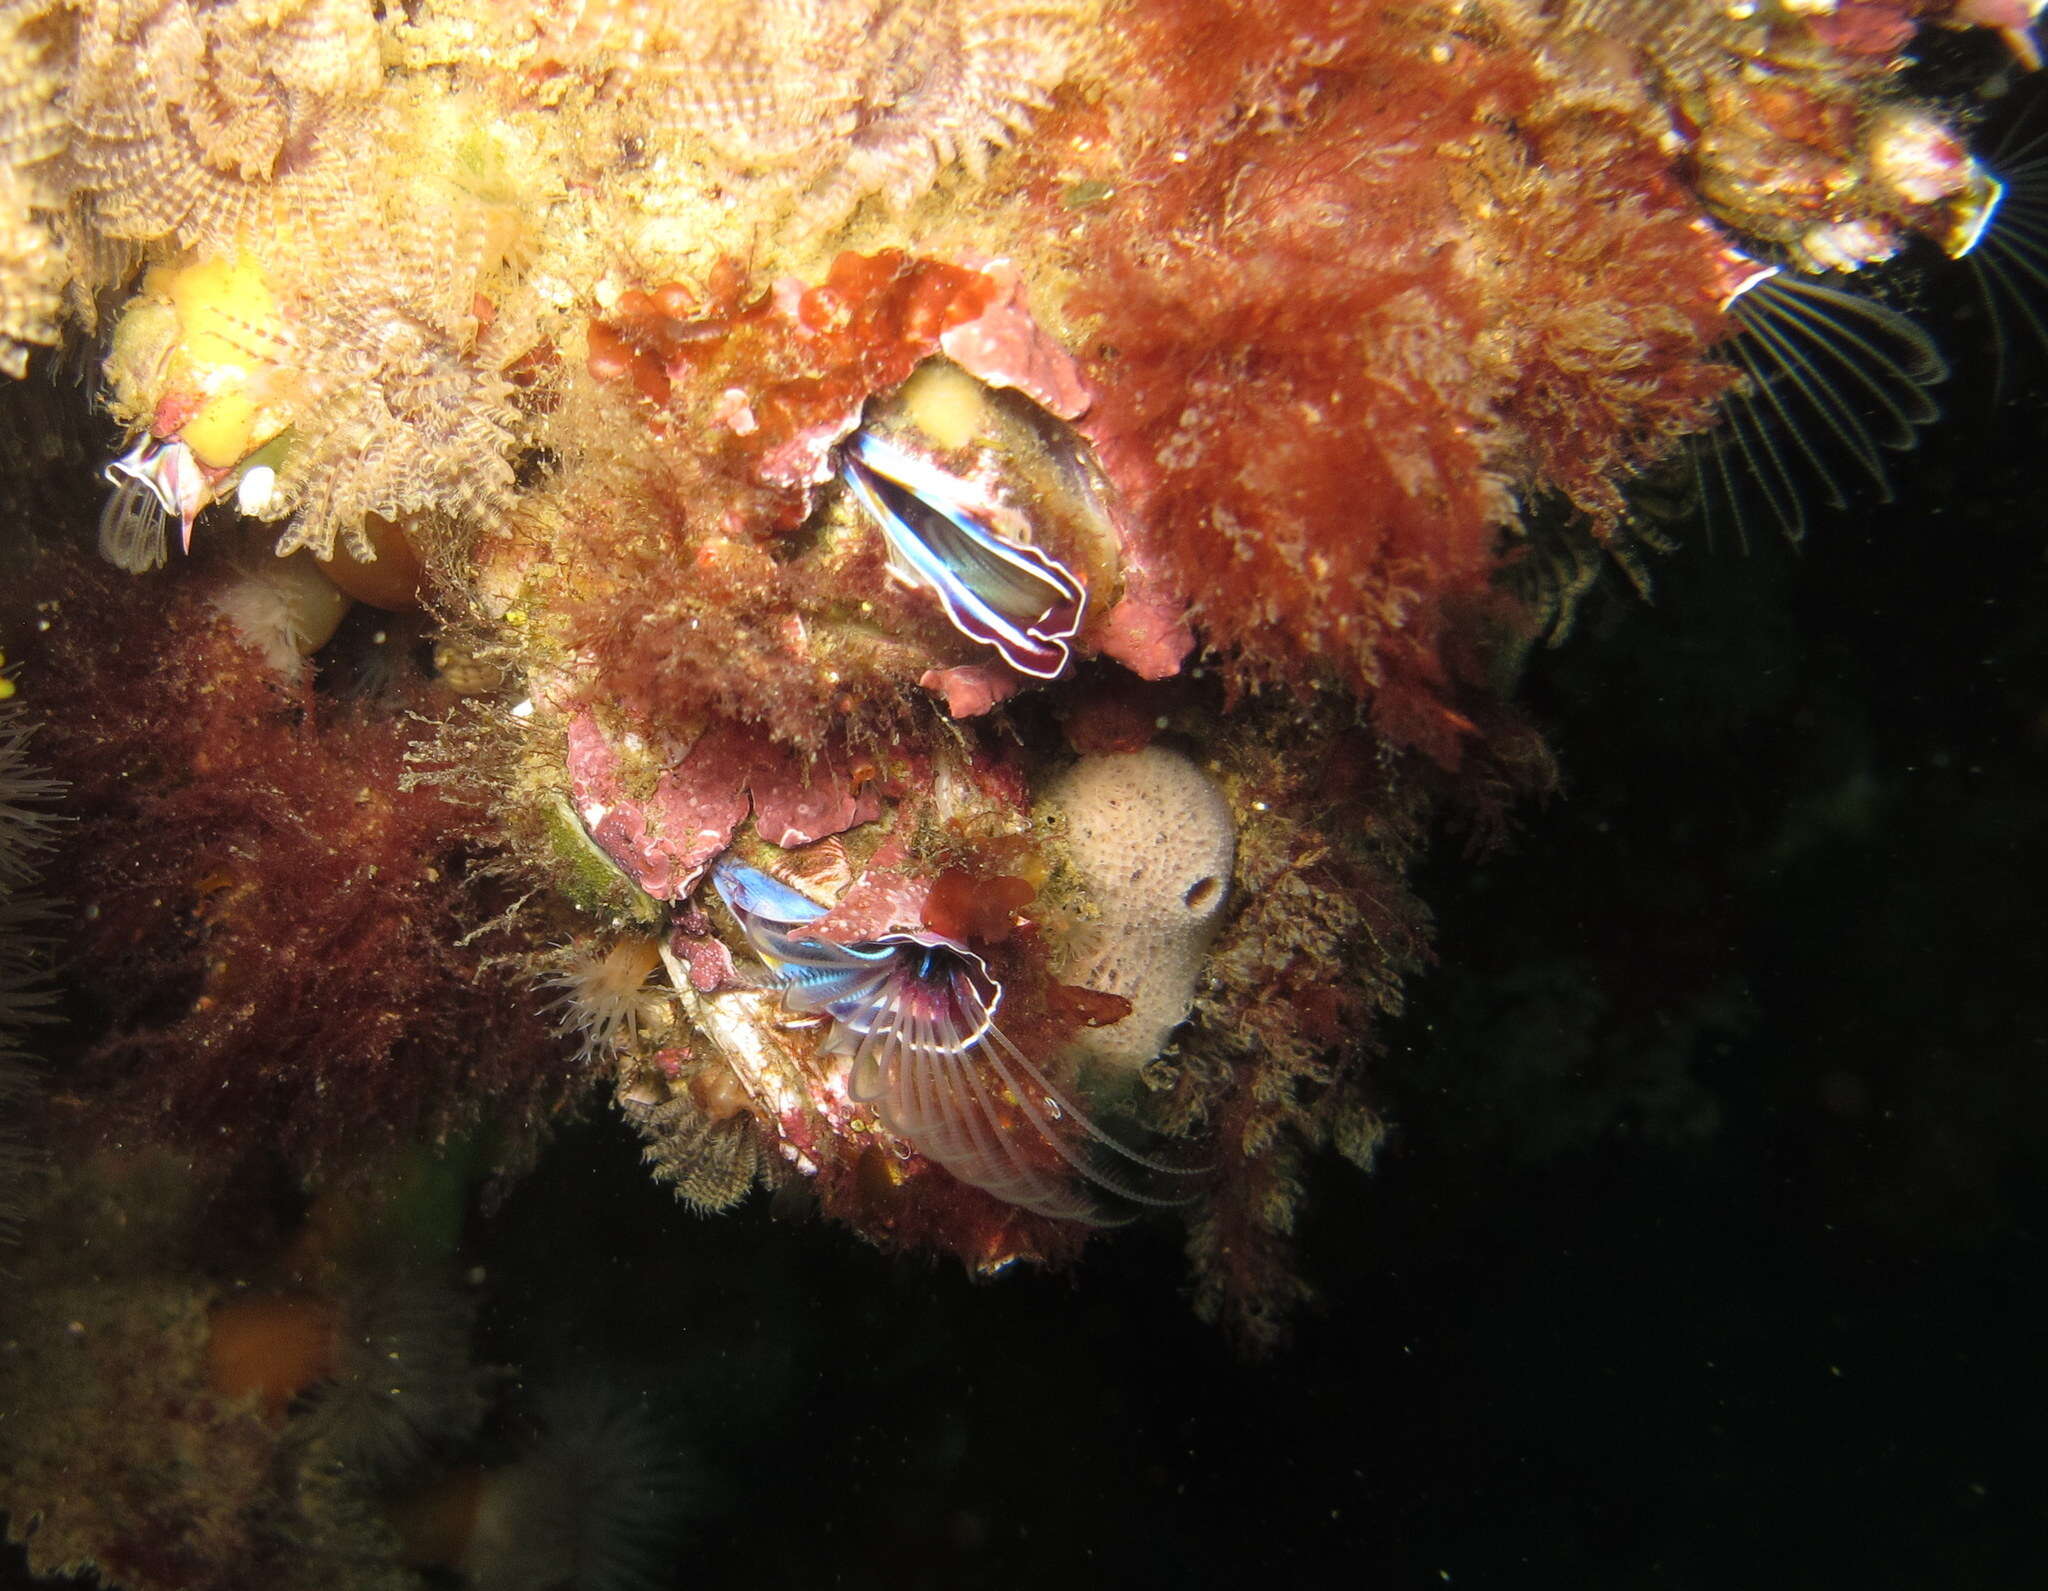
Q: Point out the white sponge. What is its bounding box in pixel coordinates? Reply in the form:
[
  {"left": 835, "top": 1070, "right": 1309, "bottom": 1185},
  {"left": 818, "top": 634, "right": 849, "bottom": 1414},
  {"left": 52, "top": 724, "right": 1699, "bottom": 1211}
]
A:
[{"left": 1041, "top": 746, "right": 1235, "bottom": 1071}]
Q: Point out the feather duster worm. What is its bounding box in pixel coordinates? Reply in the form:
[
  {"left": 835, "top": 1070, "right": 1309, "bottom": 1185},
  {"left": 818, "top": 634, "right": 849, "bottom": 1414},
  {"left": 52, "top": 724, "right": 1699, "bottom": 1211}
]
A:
[
  {"left": 539, "top": 0, "right": 1100, "bottom": 226},
  {"left": 95, "top": 207, "right": 532, "bottom": 567},
  {"left": 57, "top": 0, "right": 383, "bottom": 252},
  {"left": 266, "top": 215, "right": 527, "bottom": 566},
  {"left": 0, "top": 2, "right": 63, "bottom": 378}
]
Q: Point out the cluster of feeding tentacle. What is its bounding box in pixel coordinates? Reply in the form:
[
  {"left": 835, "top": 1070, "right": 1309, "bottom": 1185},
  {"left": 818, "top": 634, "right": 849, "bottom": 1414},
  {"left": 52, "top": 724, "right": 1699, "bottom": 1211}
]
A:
[
  {"left": 711, "top": 856, "right": 1203, "bottom": 1225},
  {"left": 542, "top": 0, "right": 1100, "bottom": 226},
  {"left": 269, "top": 266, "right": 523, "bottom": 564},
  {"left": 59, "top": 0, "right": 383, "bottom": 251},
  {"left": 4, "top": 0, "right": 2045, "bottom": 1330},
  {"left": 0, "top": 3, "right": 63, "bottom": 377}
]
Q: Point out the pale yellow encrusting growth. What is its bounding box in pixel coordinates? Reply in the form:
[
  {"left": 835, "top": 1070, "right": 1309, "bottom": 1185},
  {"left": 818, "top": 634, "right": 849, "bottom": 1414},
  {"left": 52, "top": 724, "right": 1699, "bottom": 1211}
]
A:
[{"left": 0, "top": 2, "right": 64, "bottom": 377}]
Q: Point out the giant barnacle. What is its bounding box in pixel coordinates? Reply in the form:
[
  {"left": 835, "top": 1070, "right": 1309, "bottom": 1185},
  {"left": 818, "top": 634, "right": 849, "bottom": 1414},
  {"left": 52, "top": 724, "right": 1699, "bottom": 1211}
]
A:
[
  {"left": 552, "top": 0, "right": 1097, "bottom": 225},
  {"left": 59, "top": 0, "right": 382, "bottom": 251}
]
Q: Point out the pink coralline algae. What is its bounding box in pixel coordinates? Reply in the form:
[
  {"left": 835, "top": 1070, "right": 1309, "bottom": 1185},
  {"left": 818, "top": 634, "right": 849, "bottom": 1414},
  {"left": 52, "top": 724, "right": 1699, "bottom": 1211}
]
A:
[
  {"left": 565, "top": 712, "right": 884, "bottom": 901},
  {"left": 935, "top": 260, "right": 1094, "bottom": 420}
]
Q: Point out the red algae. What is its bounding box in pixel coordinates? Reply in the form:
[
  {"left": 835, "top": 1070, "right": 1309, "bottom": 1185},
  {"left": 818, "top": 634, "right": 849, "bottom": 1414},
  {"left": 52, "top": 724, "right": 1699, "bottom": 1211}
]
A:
[
  {"left": 8, "top": 550, "right": 573, "bottom": 1171},
  {"left": 1047, "top": 983, "right": 1135, "bottom": 1029},
  {"left": 921, "top": 867, "right": 1035, "bottom": 944},
  {"left": 1024, "top": 0, "right": 1736, "bottom": 762},
  {"left": 586, "top": 251, "right": 998, "bottom": 506},
  {"left": 564, "top": 710, "right": 885, "bottom": 899},
  {"left": 1057, "top": 11, "right": 1527, "bottom": 754},
  {"left": 1178, "top": 708, "right": 1445, "bottom": 1348}
]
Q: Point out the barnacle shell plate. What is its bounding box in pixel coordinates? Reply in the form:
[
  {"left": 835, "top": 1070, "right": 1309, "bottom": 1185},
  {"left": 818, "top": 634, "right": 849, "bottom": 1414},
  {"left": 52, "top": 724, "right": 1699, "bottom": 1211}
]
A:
[{"left": 863, "top": 362, "right": 1120, "bottom": 584}]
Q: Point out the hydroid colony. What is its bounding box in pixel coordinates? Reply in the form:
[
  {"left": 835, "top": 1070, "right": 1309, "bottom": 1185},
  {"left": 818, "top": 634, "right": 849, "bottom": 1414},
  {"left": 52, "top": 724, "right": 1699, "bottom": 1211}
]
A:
[{"left": 0, "top": 3, "right": 2037, "bottom": 1576}]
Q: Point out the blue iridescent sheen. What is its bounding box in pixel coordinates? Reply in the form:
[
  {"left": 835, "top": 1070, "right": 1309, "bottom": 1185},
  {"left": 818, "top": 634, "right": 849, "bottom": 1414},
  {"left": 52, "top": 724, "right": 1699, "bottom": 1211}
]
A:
[
  {"left": 710, "top": 857, "right": 1198, "bottom": 1223},
  {"left": 840, "top": 428, "right": 1086, "bottom": 679}
]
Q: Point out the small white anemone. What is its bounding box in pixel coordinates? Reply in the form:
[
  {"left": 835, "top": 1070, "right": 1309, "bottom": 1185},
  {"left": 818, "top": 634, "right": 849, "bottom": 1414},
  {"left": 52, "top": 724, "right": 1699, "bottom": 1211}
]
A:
[
  {"left": 539, "top": 936, "right": 666, "bottom": 1065},
  {"left": 208, "top": 551, "right": 353, "bottom": 678}
]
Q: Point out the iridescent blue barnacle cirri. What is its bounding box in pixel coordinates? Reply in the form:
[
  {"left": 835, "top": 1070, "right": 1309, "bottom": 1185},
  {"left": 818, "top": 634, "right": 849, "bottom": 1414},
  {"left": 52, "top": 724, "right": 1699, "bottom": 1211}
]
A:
[
  {"left": 711, "top": 857, "right": 1198, "bottom": 1224},
  {"left": 840, "top": 426, "right": 1087, "bottom": 680}
]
